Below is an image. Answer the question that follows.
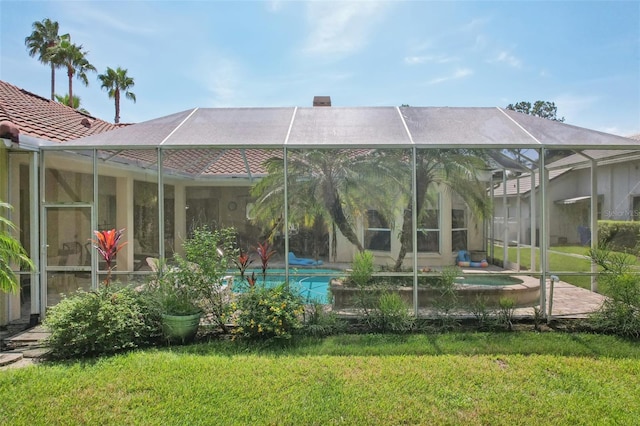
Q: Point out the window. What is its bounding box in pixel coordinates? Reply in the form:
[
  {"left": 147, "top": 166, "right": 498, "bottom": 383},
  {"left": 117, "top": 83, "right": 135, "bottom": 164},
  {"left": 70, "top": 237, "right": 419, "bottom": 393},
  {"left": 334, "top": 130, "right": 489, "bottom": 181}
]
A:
[
  {"left": 416, "top": 208, "right": 440, "bottom": 253},
  {"left": 451, "top": 208, "right": 467, "bottom": 251},
  {"left": 406, "top": 198, "right": 440, "bottom": 253},
  {"left": 364, "top": 210, "right": 391, "bottom": 251},
  {"left": 633, "top": 196, "right": 640, "bottom": 221}
]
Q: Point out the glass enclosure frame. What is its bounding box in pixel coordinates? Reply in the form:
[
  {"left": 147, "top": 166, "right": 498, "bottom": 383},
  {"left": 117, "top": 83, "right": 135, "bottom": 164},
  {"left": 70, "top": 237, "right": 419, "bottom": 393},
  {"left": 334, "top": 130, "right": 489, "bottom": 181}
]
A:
[{"left": 10, "top": 106, "right": 637, "bottom": 321}]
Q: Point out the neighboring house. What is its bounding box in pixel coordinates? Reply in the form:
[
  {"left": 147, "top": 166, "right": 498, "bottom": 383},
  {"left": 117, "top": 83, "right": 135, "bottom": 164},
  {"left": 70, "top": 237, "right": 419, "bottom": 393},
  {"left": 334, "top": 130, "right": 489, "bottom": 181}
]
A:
[
  {"left": 0, "top": 79, "right": 121, "bottom": 325},
  {"left": 492, "top": 137, "right": 640, "bottom": 247}
]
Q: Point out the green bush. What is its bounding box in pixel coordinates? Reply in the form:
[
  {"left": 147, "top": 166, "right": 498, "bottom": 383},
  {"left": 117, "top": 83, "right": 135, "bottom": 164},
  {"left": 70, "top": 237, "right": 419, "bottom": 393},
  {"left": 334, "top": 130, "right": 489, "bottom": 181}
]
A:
[
  {"left": 303, "top": 302, "right": 347, "bottom": 337},
  {"left": 366, "top": 292, "right": 415, "bottom": 333},
  {"left": 233, "top": 283, "right": 304, "bottom": 340},
  {"left": 598, "top": 220, "right": 640, "bottom": 255},
  {"left": 589, "top": 248, "right": 640, "bottom": 338},
  {"left": 349, "top": 250, "right": 374, "bottom": 287},
  {"left": 44, "top": 286, "right": 162, "bottom": 359}
]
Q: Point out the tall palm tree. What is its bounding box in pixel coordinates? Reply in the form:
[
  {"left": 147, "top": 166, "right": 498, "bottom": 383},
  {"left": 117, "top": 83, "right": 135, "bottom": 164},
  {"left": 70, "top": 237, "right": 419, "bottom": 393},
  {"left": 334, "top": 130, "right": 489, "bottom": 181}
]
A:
[
  {"left": 24, "top": 18, "right": 68, "bottom": 100},
  {"left": 48, "top": 39, "right": 96, "bottom": 108},
  {"left": 250, "top": 149, "right": 401, "bottom": 255},
  {"left": 98, "top": 66, "right": 136, "bottom": 124},
  {"left": 392, "top": 149, "right": 492, "bottom": 271},
  {"left": 0, "top": 201, "right": 34, "bottom": 294}
]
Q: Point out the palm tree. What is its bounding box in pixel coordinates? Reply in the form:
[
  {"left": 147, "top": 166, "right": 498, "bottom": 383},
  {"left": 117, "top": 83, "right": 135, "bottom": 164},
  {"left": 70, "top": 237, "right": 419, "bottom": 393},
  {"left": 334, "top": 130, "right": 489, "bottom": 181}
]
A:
[
  {"left": 392, "top": 149, "right": 492, "bottom": 271},
  {"left": 0, "top": 201, "right": 34, "bottom": 293},
  {"left": 24, "top": 18, "right": 67, "bottom": 100},
  {"left": 48, "top": 39, "right": 96, "bottom": 108},
  {"left": 54, "top": 93, "right": 91, "bottom": 115},
  {"left": 250, "top": 149, "right": 401, "bottom": 255},
  {"left": 98, "top": 67, "right": 136, "bottom": 124}
]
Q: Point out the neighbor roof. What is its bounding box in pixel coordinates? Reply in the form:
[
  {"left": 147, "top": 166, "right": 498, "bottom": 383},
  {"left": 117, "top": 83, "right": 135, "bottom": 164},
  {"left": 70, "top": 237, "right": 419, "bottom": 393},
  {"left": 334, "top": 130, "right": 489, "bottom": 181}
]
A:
[
  {"left": 61, "top": 106, "right": 639, "bottom": 150},
  {"left": 0, "top": 79, "right": 121, "bottom": 143},
  {"left": 492, "top": 168, "right": 573, "bottom": 197}
]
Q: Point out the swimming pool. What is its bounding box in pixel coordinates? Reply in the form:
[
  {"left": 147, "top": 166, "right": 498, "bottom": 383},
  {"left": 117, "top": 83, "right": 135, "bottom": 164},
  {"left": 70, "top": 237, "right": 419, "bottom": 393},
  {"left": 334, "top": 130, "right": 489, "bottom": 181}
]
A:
[{"left": 233, "top": 268, "right": 340, "bottom": 304}]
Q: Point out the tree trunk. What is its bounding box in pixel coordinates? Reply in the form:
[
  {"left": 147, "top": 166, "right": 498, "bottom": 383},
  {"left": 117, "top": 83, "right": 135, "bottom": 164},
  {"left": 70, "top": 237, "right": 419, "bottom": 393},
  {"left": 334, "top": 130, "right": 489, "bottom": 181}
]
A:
[
  {"left": 114, "top": 90, "right": 120, "bottom": 123},
  {"left": 50, "top": 63, "right": 55, "bottom": 101},
  {"left": 393, "top": 169, "right": 430, "bottom": 271},
  {"left": 67, "top": 67, "right": 73, "bottom": 108},
  {"left": 323, "top": 181, "right": 364, "bottom": 252}
]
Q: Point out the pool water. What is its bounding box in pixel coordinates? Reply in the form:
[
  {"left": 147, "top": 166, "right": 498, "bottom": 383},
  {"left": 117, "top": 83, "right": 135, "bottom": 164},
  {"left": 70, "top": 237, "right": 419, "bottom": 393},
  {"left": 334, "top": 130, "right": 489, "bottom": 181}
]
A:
[{"left": 232, "top": 268, "right": 339, "bottom": 304}]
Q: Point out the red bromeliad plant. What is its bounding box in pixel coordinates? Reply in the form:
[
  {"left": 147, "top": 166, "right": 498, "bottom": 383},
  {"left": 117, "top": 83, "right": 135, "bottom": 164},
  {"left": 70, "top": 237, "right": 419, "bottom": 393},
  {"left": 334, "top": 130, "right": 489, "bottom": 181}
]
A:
[
  {"left": 246, "top": 271, "right": 257, "bottom": 289},
  {"left": 255, "top": 241, "right": 276, "bottom": 283},
  {"left": 92, "top": 228, "right": 127, "bottom": 287},
  {"left": 233, "top": 249, "right": 254, "bottom": 281}
]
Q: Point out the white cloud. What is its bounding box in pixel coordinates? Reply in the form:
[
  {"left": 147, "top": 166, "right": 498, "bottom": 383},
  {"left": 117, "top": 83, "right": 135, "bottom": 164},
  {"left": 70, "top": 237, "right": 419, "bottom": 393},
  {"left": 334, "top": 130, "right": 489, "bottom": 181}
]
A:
[
  {"left": 553, "top": 93, "right": 600, "bottom": 121},
  {"left": 427, "top": 68, "right": 473, "bottom": 85},
  {"left": 302, "top": 1, "right": 391, "bottom": 56},
  {"left": 193, "top": 53, "right": 243, "bottom": 106},
  {"left": 492, "top": 50, "right": 522, "bottom": 68},
  {"left": 404, "top": 54, "right": 459, "bottom": 65}
]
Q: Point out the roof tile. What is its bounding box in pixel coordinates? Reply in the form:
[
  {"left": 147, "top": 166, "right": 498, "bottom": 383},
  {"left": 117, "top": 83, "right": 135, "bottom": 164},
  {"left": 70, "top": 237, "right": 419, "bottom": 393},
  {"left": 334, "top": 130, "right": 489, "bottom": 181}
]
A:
[{"left": 0, "top": 79, "right": 121, "bottom": 143}]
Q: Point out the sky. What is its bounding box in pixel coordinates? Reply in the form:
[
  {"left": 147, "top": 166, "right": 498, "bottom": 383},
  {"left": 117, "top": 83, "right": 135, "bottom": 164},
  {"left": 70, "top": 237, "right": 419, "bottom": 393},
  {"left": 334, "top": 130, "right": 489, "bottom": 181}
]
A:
[{"left": 1, "top": 0, "right": 639, "bottom": 136}]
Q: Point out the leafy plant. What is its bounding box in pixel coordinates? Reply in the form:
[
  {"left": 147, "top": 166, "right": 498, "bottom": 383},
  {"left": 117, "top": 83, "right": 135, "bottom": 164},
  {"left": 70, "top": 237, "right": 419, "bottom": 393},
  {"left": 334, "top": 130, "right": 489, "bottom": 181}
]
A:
[
  {"left": 91, "top": 228, "right": 127, "bottom": 287},
  {"left": 233, "top": 283, "right": 304, "bottom": 341},
  {"left": 497, "top": 297, "right": 516, "bottom": 331},
  {"left": 44, "top": 285, "right": 161, "bottom": 359},
  {"left": 255, "top": 240, "right": 276, "bottom": 283},
  {"left": 233, "top": 249, "right": 254, "bottom": 282},
  {"left": 430, "top": 267, "right": 461, "bottom": 330},
  {"left": 303, "top": 302, "right": 346, "bottom": 337},
  {"left": 588, "top": 247, "right": 640, "bottom": 337},
  {"left": 147, "top": 262, "right": 202, "bottom": 316},
  {"left": 0, "top": 201, "right": 34, "bottom": 293},
  {"left": 349, "top": 250, "right": 374, "bottom": 287},
  {"left": 469, "top": 296, "right": 492, "bottom": 330},
  {"left": 367, "top": 292, "right": 415, "bottom": 333},
  {"left": 176, "top": 226, "right": 239, "bottom": 332}
]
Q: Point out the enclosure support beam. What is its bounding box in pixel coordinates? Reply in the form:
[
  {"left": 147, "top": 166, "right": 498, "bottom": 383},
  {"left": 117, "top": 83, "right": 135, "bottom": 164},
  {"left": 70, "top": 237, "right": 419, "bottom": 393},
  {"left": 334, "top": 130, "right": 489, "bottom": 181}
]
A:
[
  {"left": 411, "top": 147, "right": 418, "bottom": 316},
  {"left": 590, "top": 158, "right": 598, "bottom": 292},
  {"left": 539, "top": 150, "right": 548, "bottom": 319}
]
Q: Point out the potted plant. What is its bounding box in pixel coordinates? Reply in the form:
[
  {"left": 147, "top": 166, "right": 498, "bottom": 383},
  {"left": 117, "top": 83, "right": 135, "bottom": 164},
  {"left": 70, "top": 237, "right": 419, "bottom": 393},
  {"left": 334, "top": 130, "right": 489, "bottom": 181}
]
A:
[{"left": 149, "top": 263, "right": 203, "bottom": 344}]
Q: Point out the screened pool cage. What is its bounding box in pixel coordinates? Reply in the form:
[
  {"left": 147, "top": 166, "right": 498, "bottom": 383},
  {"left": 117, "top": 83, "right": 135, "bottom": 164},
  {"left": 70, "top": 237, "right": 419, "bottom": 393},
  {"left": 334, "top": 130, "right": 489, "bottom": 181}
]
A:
[{"left": 5, "top": 106, "right": 640, "bottom": 323}]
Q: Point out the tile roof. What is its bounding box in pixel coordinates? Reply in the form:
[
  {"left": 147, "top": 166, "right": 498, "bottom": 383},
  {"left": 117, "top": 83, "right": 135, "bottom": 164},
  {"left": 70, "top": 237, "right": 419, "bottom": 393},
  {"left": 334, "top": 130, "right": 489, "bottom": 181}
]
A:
[
  {"left": 492, "top": 168, "right": 572, "bottom": 197},
  {"left": 0, "top": 79, "right": 122, "bottom": 143}
]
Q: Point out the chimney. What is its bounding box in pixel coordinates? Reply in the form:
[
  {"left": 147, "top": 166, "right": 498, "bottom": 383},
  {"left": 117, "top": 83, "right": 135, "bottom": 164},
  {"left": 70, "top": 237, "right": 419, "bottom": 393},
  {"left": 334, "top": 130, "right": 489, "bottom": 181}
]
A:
[{"left": 313, "top": 96, "right": 331, "bottom": 107}]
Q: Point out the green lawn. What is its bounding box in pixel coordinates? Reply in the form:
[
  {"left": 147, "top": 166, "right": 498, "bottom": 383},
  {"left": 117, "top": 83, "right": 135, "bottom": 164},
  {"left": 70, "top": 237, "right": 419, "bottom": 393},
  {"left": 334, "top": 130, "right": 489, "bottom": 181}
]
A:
[
  {"left": 492, "top": 245, "right": 640, "bottom": 294},
  {"left": 2, "top": 333, "right": 639, "bottom": 425}
]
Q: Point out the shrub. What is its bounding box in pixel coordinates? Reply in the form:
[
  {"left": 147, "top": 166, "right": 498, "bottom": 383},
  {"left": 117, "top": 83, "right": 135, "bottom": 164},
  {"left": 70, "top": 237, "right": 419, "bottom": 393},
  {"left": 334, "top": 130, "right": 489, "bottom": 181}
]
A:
[
  {"left": 497, "top": 297, "right": 516, "bottom": 331},
  {"left": 598, "top": 221, "right": 640, "bottom": 255},
  {"left": 233, "top": 283, "right": 304, "bottom": 340},
  {"left": 177, "top": 225, "right": 239, "bottom": 331},
  {"left": 589, "top": 248, "right": 640, "bottom": 338},
  {"left": 349, "top": 250, "right": 374, "bottom": 287},
  {"left": 44, "top": 286, "right": 161, "bottom": 359},
  {"left": 366, "top": 292, "right": 415, "bottom": 333},
  {"left": 430, "top": 267, "right": 461, "bottom": 330},
  {"left": 303, "top": 302, "right": 347, "bottom": 337}
]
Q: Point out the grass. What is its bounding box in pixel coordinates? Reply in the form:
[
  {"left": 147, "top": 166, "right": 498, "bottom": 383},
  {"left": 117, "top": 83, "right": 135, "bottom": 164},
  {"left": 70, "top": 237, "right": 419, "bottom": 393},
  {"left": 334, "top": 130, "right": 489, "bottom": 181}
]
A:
[
  {"left": 492, "top": 244, "right": 640, "bottom": 294},
  {"left": 1, "top": 333, "right": 640, "bottom": 425}
]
